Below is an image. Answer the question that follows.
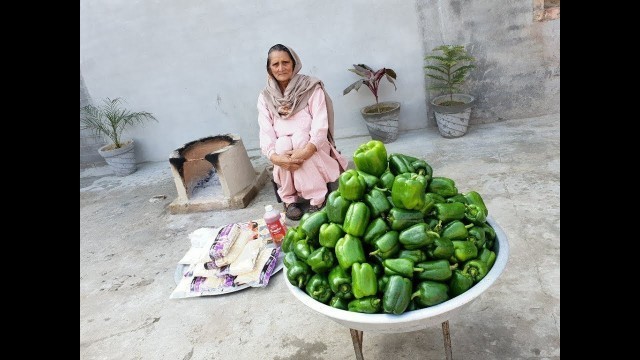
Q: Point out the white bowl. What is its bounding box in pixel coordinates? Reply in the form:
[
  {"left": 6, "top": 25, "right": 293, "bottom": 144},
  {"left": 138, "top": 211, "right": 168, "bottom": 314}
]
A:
[{"left": 284, "top": 216, "right": 509, "bottom": 333}]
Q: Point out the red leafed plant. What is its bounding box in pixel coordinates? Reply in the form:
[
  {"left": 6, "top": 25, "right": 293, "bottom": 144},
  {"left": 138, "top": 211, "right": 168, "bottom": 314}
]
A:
[{"left": 343, "top": 64, "right": 397, "bottom": 112}]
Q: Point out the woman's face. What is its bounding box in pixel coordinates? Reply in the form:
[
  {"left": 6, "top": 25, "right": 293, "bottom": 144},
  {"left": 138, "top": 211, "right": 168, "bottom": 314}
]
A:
[{"left": 268, "top": 50, "right": 294, "bottom": 85}]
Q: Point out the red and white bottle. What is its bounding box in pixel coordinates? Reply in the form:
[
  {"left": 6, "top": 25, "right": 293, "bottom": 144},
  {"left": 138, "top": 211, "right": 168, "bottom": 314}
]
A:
[{"left": 264, "top": 204, "right": 287, "bottom": 246}]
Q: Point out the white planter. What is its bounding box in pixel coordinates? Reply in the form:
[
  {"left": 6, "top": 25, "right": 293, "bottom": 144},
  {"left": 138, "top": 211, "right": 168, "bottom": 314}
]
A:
[
  {"left": 98, "top": 140, "right": 137, "bottom": 176},
  {"left": 432, "top": 94, "right": 474, "bottom": 138},
  {"left": 360, "top": 101, "right": 400, "bottom": 143}
]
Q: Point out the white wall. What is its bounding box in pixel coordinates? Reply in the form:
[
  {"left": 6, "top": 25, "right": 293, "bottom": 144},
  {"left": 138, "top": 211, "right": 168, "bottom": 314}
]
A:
[{"left": 80, "top": 0, "right": 427, "bottom": 163}]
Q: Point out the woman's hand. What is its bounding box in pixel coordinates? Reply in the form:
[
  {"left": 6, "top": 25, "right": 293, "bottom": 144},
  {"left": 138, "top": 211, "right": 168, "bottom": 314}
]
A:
[
  {"left": 270, "top": 143, "right": 316, "bottom": 171},
  {"left": 270, "top": 153, "right": 303, "bottom": 171},
  {"left": 287, "top": 143, "right": 317, "bottom": 162}
]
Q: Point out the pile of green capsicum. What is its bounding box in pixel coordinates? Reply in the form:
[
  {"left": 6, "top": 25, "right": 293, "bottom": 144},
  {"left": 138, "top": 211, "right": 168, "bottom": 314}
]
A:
[{"left": 281, "top": 140, "right": 498, "bottom": 315}]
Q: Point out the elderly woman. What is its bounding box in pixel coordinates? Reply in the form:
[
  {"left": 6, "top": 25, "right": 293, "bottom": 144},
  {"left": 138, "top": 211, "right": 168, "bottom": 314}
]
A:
[{"left": 258, "top": 44, "right": 347, "bottom": 220}]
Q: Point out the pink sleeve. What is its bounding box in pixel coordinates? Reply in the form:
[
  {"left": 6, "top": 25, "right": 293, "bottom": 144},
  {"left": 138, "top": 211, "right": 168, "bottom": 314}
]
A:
[
  {"left": 307, "top": 85, "right": 329, "bottom": 149},
  {"left": 257, "top": 93, "right": 277, "bottom": 158}
]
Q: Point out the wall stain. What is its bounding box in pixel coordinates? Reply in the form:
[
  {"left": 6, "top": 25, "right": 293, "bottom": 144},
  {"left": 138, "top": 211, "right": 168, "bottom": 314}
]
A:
[{"left": 450, "top": 0, "right": 462, "bottom": 17}]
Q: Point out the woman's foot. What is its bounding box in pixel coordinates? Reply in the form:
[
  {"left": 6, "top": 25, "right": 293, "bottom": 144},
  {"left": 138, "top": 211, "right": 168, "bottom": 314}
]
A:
[
  {"left": 307, "top": 200, "right": 326, "bottom": 214},
  {"left": 284, "top": 202, "right": 303, "bottom": 220}
]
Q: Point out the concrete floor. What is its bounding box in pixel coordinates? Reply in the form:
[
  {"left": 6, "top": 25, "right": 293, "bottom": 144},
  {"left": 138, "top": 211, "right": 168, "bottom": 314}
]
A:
[{"left": 80, "top": 114, "right": 560, "bottom": 360}]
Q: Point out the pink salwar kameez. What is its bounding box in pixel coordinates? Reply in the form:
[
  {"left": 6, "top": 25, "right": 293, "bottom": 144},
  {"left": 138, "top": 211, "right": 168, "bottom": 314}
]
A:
[{"left": 258, "top": 85, "right": 347, "bottom": 206}]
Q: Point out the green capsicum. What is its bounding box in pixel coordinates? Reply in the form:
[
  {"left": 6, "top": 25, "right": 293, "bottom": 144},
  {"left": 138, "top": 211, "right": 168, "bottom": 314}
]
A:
[
  {"left": 406, "top": 299, "right": 418, "bottom": 312},
  {"left": 362, "top": 217, "right": 390, "bottom": 245},
  {"left": 319, "top": 222, "right": 344, "bottom": 248},
  {"left": 293, "top": 239, "right": 314, "bottom": 261},
  {"left": 480, "top": 223, "right": 497, "bottom": 242},
  {"left": 451, "top": 240, "right": 478, "bottom": 262},
  {"left": 398, "top": 223, "right": 439, "bottom": 250},
  {"left": 446, "top": 193, "right": 468, "bottom": 204},
  {"left": 300, "top": 210, "right": 328, "bottom": 240},
  {"left": 356, "top": 170, "right": 380, "bottom": 191},
  {"left": 463, "top": 191, "right": 488, "bottom": 217},
  {"left": 433, "top": 202, "right": 466, "bottom": 223},
  {"left": 483, "top": 228, "right": 496, "bottom": 251},
  {"left": 338, "top": 169, "right": 367, "bottom": 201},
  {"left": 426, "top": 237, "right": 455, "bottom": 260},
  {"left": 372, "top": 263, "right": 384, "bottom": 277},
  {"left": 334, "top": 234, "right": 366, "bottom": 270},
  {"left": 465, "top": 204, "right": 487, "bottom": 225},
  {"left": 305, "top": 246, "right": 336, "bottom": 274},
  {"left": 386, "top": 207, "right": 425, "bottom": 231},
  {"left": 388, "top": 153, "right": 415, "bottom": 175},
  {"left": 383, "top": 258, "right": 424, "bottom": 278},
  {"left": 426, "top": 192, "right": 446, "bottom": 204},
  {"left": 463, "top": 259, "right": 488, "bottom": 283},
  {"left": 424, "top": 216, "right": 441, "bottom": 231},
  {"left": 397, "top": 249, "right": 427, "bottom": 264},
  {"left": 369, "top": 230, "right": 400, "bottom": 259},
  {"left": 467, "top": 225, "right": 486, "bottom": 250},
  {"left": 405, "top": 156, "right": 432, "bottom": 178},
  {"left": 281, "top": 226, "right": 302, "bottom": 253},
  {"left": 342, "top": 201, "right": 371, "bottom": 237},
  {"left": 391, "top": 173, "right": 427, "bottom": 210},
  {"left": 305, "top": 273, "right": 332, "bottom": 304},
  {"left": 348, "top": 296, "right": 381, "bottom": 313},
  {"left": 478, "top": 248, "right": 497, "bottom": 270},
  {"left": 378, "top": 171, "right": 395, "bottom": 191},
  {"left": 286, "top": 259, "right": 312, "bottom": 289},
  {"left": 377, "top": 274, "right": 390, "bottom": 294},
  {"left": 328, "top": 265, "right": 353, "bottom": 300},
  {"left": 353, "top": 140, "right": 388, "bottom": 177},
  {"left": 441, "top": 220, "right": 473, "bottom": 240},
  {"left": 415, "top": 260, "right": 458, "bottom": 281},
  {"left": 382, "top": 275, "right": 413, "bottom": 315},
  {"left": 351, "top": 262, "right": 378, "bottom": 299},
  {"left": 325, "top": 190, "right": 352, "bottom": 224},
  {"left": 298, "top": 212, "right": 311, "bottom": 226},
  {"left": 485, "top": 238, "right": 495, "bottom": 251},
  {"left": 388, "top": 153, "right": 432, "bottom": 177},
  {"left": 329, "top": 296, "right": 349, "bottom": 310},
  {"left": 427, "top": 177, "right": 458, "bottom": 197},
  {"left": 417, "top": 193, "right": 437, "bottom": 217},
  {"left": 411, "top": 281, "right": 449, "bottom": 307},
  {"left": 283, "top": 251, "right": 298, "bottom": 269},
  {"left": 449, "top": 269, "right": 474, "bottom": 297},
  {"left": 364, "top": 188, "right": 392, "bottom": 218}
]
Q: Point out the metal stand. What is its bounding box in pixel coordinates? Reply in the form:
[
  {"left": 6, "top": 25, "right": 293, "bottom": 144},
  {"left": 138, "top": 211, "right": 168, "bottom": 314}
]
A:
[{"left": 349, "top": 320, "right": 453, "bottom": 360}]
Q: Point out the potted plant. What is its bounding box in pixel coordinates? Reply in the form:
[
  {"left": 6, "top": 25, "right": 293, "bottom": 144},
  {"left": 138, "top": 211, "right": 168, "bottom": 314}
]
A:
[
  {"left": 80, "top": 97, "right": 157, "bottom": 176},
  {"left": 343, "top": 64, "right": 400, "bottom": 143},
  {"left": 424, "top": 44, "right": 476, "bottom": 138}
]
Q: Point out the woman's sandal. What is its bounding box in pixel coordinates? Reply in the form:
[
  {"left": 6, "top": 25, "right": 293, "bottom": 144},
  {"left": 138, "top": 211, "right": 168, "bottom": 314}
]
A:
[
  {"left": 307, "top": 201, "right": 326, "bottom": 214},
  {"left": 284, "top": 202, "right": 303, "bottom": 221}
]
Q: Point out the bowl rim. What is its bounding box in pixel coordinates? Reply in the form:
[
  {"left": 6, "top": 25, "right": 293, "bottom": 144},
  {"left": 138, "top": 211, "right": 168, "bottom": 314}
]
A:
[{"left": 284, "top": 215, "right": 509, "bottom": 325}]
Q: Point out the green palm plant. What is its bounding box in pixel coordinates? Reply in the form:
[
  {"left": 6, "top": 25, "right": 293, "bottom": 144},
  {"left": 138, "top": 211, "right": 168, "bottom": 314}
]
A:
[
  {"left": 80, "top": 97, "right": 157, "bottom": 149},
  {"left": 424, "top": 45, "right": 475, "bottom": 106}
]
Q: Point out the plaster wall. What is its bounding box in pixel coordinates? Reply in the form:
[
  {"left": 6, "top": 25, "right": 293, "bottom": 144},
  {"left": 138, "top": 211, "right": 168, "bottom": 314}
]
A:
[
  {"left": 80, "top": 0, "right": 559, "bottom": 164},
  {"left": 80, "top": 70, "right": 106, "bottom": 168},
  {"left": 80, "top": 0, "right": 427, "bottom": 163},
  {"left": 417, "top": 0, "right": 560, "bottom": 124}
]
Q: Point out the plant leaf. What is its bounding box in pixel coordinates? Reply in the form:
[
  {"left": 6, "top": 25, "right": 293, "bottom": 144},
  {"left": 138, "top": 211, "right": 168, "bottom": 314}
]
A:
[{"left": 343, "top": 80, "right": 365, "bottom": 95}]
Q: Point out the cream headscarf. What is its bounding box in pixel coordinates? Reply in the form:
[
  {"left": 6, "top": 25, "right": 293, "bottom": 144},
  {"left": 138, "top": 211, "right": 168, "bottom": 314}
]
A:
[{"left": 261, "top": 45, "right": 337, "bottom": 147}]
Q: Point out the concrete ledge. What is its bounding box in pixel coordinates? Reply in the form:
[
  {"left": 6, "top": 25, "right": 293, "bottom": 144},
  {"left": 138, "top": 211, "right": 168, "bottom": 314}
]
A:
[{"left": 168, "top": 164, "right": 270, "bottom": 214}]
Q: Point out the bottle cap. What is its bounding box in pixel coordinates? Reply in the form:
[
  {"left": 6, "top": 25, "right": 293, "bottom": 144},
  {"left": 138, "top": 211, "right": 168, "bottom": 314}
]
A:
[{"left": 265, "top": 204, "right": 273, "bottom": 212}]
